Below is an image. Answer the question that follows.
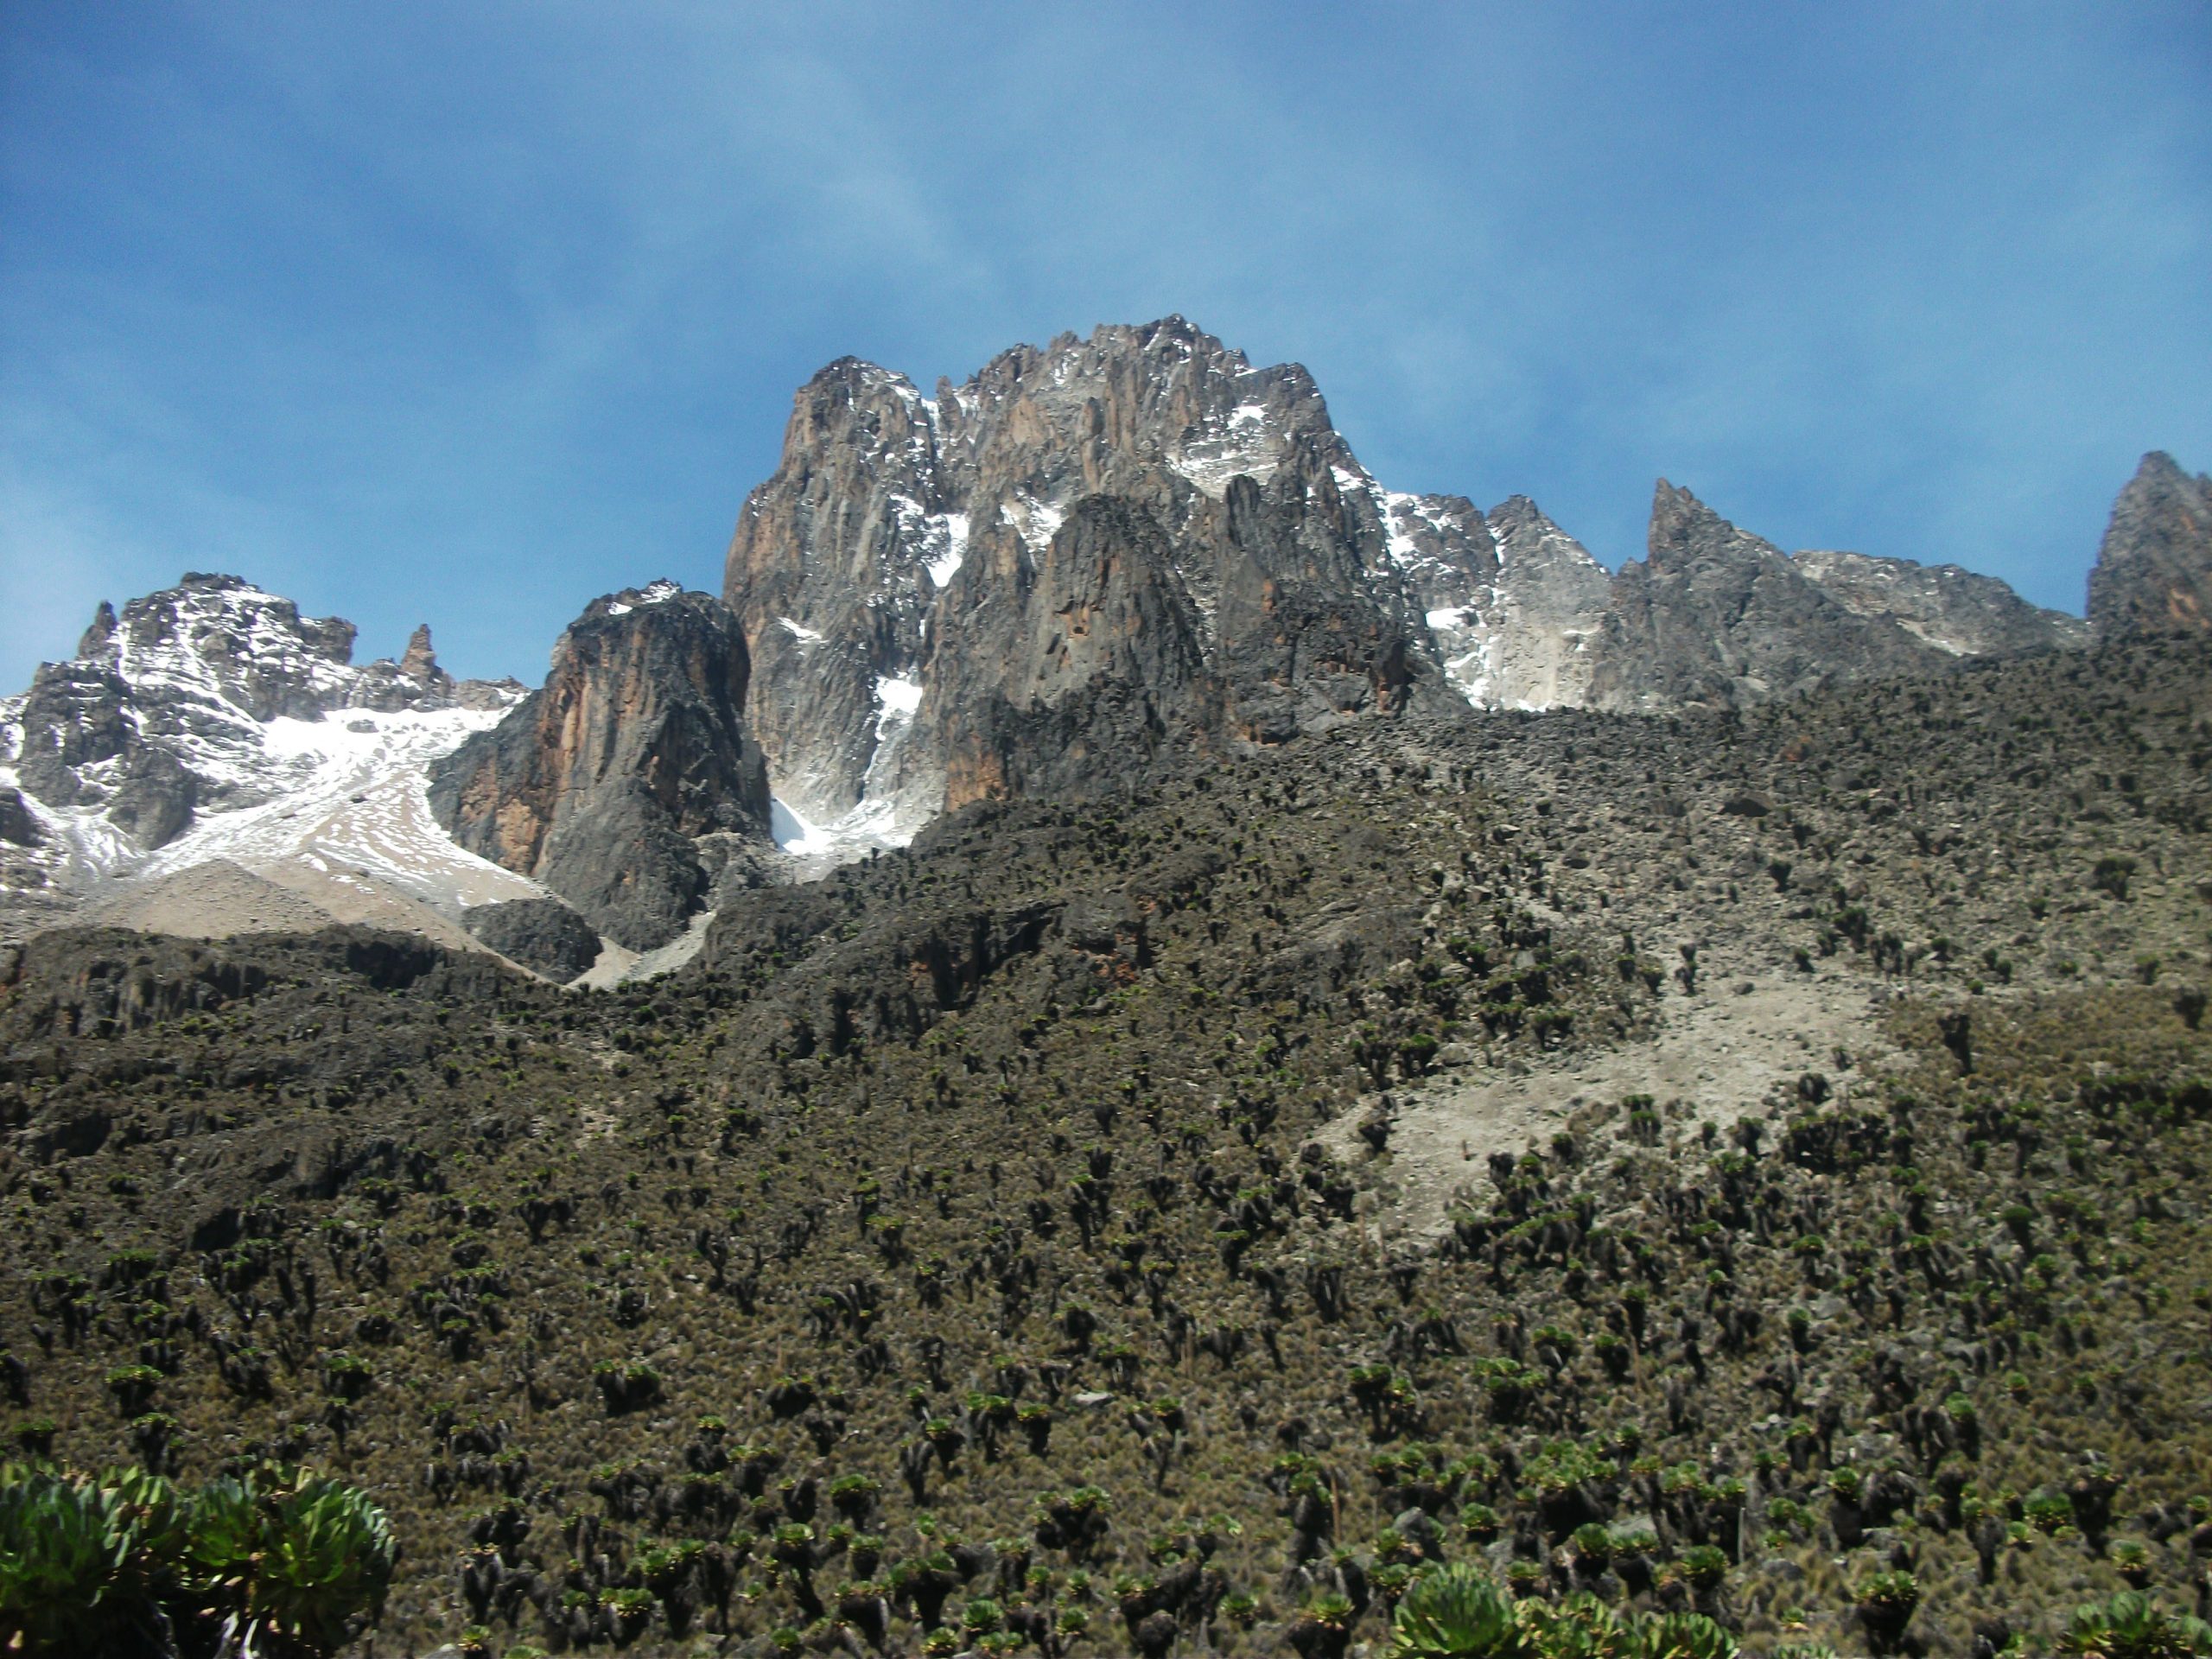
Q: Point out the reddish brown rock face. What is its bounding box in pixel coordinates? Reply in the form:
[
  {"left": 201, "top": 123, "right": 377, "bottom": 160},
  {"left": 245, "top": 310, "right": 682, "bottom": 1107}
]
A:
[
  {"left": 2088, "top": 452, "right": 2212, "bottom": 640},
  {"left": 429, "top": 583, "right": 772, "bottom": 952},
  {"left": 721, "top": 319, "right": 1465, "bottom": 840}
]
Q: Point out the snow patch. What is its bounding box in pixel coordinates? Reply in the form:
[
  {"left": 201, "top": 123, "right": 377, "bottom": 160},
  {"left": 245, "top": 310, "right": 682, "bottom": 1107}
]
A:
[
  {"left": 925, "top": 512, "right": 969, "bottom": 588},
  {"left": 778, "top": 617, "right": 824, "bottom": 645},
  {"left": 766, "top": 672, "right": 931, "bottom": 871},
  {"left": 1007, "top": 496, "right": 1066, "bottom": 554},
  {"left": 137, "top": 704, "right": 537, "bottom": 912}
]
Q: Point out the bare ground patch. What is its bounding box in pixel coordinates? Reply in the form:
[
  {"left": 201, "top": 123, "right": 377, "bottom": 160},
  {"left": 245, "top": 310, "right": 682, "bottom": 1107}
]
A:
[{"left": 1320, "top": 965, "right": 1901, "bottom": 1243}]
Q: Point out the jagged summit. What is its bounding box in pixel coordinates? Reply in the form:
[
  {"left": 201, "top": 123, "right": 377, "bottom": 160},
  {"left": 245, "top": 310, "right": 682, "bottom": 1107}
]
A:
[
  {"left": 0, "top": 573, "right": 531, "bottom": 949},
  {"left": 725, "top": 318, "right": 1604, "bottom": 844},
  {"left": 2088, "top": 450, "right": 2212, "bottom": 639},
  {"left": 725, "top": 322, "right": 2091, "bottom": 843}
]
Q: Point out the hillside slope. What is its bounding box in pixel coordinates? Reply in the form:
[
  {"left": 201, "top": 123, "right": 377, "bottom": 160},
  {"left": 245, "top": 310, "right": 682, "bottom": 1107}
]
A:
[{"left": 2, "top": 634, "right": 2207, "bottom": 1656}]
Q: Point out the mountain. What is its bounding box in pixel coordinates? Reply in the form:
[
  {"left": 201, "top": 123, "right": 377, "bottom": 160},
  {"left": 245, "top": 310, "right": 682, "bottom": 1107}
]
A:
[
  {"left": 0, "top": 574, "right": 537, "bottom": 951},
  {"left": 0, "top": 325, "right": 2178, "bottom": 977},
  {"left": 1793, "top": 548, "right": 2089, "bottom": 657},
  {"left": 721, "top": 319, "right": 1605, "bottom": 851},
  {"left": 2088, "top": 450, "right": 2212, "bottom": 639},
  {"left": 724, "top": 321, "right": 2088, "bottom": 846},
  {"left": 428, "top": 581, "right": 776, "bottom": 954},
  {"left": 1586, "top": 482, "right": 2042, "bottom": 713}
]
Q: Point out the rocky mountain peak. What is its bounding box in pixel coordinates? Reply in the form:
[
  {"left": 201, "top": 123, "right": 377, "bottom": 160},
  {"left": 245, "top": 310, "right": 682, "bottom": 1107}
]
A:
[
  {"left": 728, "top": 320, "right": 1533, "bottom": 845},
  {"left": 1590, "top": 483, "right": 1952, "bottom": 713},
  {"left": 429, "top": 582, "right": 773, "bottom": 953},
  {"left": 1793, "top": 549, "right": 2087, "bottom": 658},
  {"left": 1645, "top": 479, "right": 1769, "bottom": 574},
  {"left": 2088, "top": 449, "right": 2211, "bottom": 639},
  {"left": 0, "top": 574, "right": 512, "bottom": 859},
  {"left": 2, "top": 558, "right": 556, "bottom": 956}
]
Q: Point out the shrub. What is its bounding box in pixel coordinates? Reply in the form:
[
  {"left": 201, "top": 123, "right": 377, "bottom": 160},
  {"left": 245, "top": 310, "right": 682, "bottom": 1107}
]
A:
[
  {"left": 0, "top": 1460, "right": 394, "bottom": 1658},
  {"left": 1388, "top": 1564, "right": 1525, "bottom": 1658}
]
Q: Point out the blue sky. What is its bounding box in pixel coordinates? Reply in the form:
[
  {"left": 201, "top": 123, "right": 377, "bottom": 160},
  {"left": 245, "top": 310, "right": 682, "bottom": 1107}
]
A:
[{"left": 3, "top": 2, "right": 2207, "bottom": 689}]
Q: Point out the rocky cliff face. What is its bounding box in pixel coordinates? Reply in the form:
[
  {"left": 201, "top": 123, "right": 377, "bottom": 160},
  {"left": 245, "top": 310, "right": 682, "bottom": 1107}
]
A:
[
  {"left": 1586, "top": 482, "right": 1971, "bottom": 713},
  {"left": 428, "top": 582, "right": 774, "bottom": 951},
  {"left": 724, "top": 318, "right": 1531, "bottom": 846},
  {"left": 1793, "top": 550, "right": 2088, "bottom": 657},
  {"left": 1419, "top": 495, "right": 1615, "bottom": 710},
  {"left": 0, "top": 574, "right": 508, "bottom": 857},
  {"left": 727, "top": 321, "right": 2093, "bottom": 849},
  {"left": 2088, "top": 451, "right": 2212, "bottom": 639}
]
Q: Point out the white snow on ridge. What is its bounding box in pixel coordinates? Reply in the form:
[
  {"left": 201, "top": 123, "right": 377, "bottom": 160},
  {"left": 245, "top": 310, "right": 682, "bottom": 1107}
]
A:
[
  {"left": 1166, "top": 397, "right": 1287, "bottom": 499},
  {"left": 779, "top": 617, "right": 825, "bottom": 645},
  {"left": 766, "top": 672, "right": 929, "bottom": 872},
  {"left": 138, "top": 705, "right": 538, "bottom": 912}
]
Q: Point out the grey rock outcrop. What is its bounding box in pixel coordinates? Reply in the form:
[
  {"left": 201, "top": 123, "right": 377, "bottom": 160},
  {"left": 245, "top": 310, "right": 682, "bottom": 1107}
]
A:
[
  {"left": 1419, "top": 496, "right": 1613, "bottom": 710},
  {"left": 1795, "top": 550, "right": 2087, "bottom": 658},
  {"left": 352, "top": 623, "right": 461, "bottom": 712},
  {"left": 2088, "top": 451, "right": 2212, "bottom": 639},
  {"left": 428, "top": 582, "right": 774, "bottom": 952},
  {"left": 1586, "top": 482, "right": 1960, "bottom": 713},
  {"left": 461, "top": 897, "right": 602, "bottom": 982},
  {"left": 724, "top": 318, "right": 1491, "bottom": 840},
  {"left": 0, "top": 785, "right": 42, "bottom": 849}
]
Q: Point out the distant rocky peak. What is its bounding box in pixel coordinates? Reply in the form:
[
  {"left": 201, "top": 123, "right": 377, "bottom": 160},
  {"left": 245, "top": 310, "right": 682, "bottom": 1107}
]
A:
[
  {"left": 2088, "top": 449, "right": 2211, "bottom": 639},
  {"left": 2, "top": 571, "right": 514, "bottom": 855},
  {"left": 1793, "top": 550, "right": 2087, "bottom": 658},
  {"left": 725, "top": 318, "right": 1386, "bottom": 832},
  {"left": 1645, "top": 480, "right": 1786, "bottom": 572},
  {"left": 71, "top": 571, "right": 359, "bottom": 723}
]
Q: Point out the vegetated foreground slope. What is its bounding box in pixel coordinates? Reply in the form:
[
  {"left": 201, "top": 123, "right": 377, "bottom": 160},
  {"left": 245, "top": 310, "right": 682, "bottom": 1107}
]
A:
[{"left": 0, "top": 637, "right": 2208, "bottom": 1657}]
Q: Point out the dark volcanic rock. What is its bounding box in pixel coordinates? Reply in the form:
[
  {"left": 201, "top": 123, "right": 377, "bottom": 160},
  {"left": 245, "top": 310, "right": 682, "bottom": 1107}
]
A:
[
  {"left": 0, "top": 786, "right": 41, "bottom": 849},
  {"left": 428, "top": 582, "right": 774, "bottom": 952},
  {"left": 1587, "top": 481, "right": 1953, "bottom": 712},
  {"left": 461, "top": 898, "right": 602, "bottom": 982},
  {"left": 926, "top": 493, "right": 1219, "bottom": 809},
  {"left": 2088, "top": 451, "right": 2212, "bottom": 639}
]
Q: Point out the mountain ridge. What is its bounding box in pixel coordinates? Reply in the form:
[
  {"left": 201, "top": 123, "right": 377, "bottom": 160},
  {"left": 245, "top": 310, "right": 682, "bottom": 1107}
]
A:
[{"left": 2, "top": 321, "right": 2202, "bottom": 972}]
